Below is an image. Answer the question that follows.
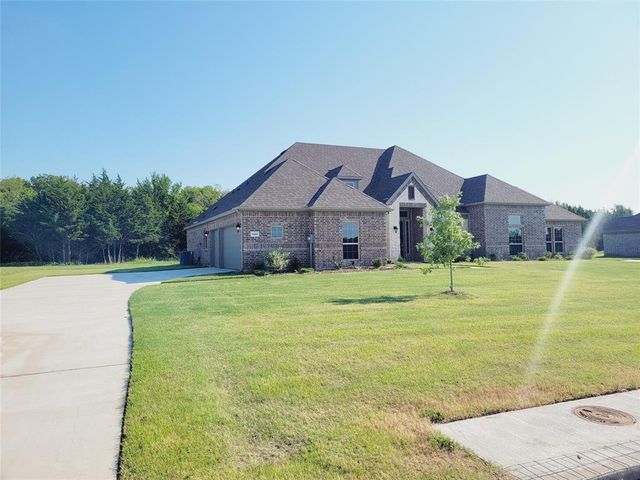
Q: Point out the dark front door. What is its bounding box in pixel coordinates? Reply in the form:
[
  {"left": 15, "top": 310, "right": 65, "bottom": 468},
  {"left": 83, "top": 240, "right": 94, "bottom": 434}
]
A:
[{"left": 399, "top": 209, "right": 411, "bottom": 260}]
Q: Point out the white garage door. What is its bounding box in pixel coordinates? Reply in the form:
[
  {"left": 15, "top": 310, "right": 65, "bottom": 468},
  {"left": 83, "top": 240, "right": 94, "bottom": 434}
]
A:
[{"left": 221, "top": 226, "right": 242, "bottom": 270}]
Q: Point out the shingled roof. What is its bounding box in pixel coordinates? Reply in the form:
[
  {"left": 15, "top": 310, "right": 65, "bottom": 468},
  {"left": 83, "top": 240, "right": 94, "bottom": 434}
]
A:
[
  {"left": 189, "top": 142, "right": 556, "bottom": 227},
  {"left": 461, "top": 174, "right": 548, "bottom": 205},
  {"left": 603, "top": 214, "right": 640, "bottom": 234},
  {"left": 545, "top": 204, "right": 587, "bottom": 222}
]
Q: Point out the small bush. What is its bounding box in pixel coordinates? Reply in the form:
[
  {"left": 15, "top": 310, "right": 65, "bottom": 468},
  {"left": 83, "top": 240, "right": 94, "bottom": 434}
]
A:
[
  {"left": 563, "top": 252, "right": 573, "bottom": 260},
  {"left": 432, "top": 432, "right": 455, "bottom": 451},
  {"left": 289, "top": 255, "right": 302, "bottom": 272},
  {"left": 578, "top": 247, "right": 597, "bottom": 259},
  {"left": 253, "top": 269, "right": 270, "bottom": 276},
  {"left": 252, "top": 261, "right": 265, "bottom": 272},
  {"left": 537, "top": 256, "right": 548, "bottom": 261},
  {"left": 554, "top": 253, "right": 565, "bottom": 260},
  {"left": 332, "top": 256, "right": 342, "bottom": 270},
  {"left": 372, "top": 257, "right": 385, "bottom": 268},
  {"left": 386, "top": 258, "right": 393, "bottom": 264},
  {"left": 511, "top": 252, "right": 528, "bottom": 261},
  {"left": 397, "top": 256, "right": 405, "bottom": 263},
  {"left": 395, "top": 261, "right": 408, "bottom": 269},
  {"left": 420, "top": 407, "right": 445, "bottom": 423},
  {"left": 264, "top": 249, "right": 289, "bottom": 273},
  {"left": 473, "top": 257, "right": 489, "bottom": 266},
  {"left": 297, "top": 267, "right": 314, "bottom": 274},
  {"left": 488, "top": 254, "right": 498, "bottom": 261}
]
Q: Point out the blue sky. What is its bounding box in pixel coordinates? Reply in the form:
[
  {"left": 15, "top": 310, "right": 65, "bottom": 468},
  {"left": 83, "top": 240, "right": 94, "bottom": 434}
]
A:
[{"left": 2, "top": 1, "right": 638, "bottom": 211}]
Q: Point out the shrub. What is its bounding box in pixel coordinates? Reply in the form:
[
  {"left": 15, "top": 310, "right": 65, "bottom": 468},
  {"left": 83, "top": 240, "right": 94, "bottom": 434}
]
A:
[
  {"left": 331, "top": 256, "right": 342, "bottom": 270},
  {"left": 397, "top": 256, "right": 405, "bottom": 263},
  {"left": 289, "top": 255, "right": 302, "bottom": 272},
  {"left": 511, "top": 252, "right": 528, "bottom": 261},
  {"left": 537, "top": 256, "right": 548, "bottom": 261},
  {"left": 253, "top": 269, "right": 270, "bottom": 276},
  {"left": 563, "top": 252, "right": 573, "bottom": 260},
  {"left": 554, "top": 253, "right": 565, "bottom": 260},
  {"left": 419, "top": 407, "right": 445, "bottom": 423},
  {"left": 543, "top": 251, "right": 554, "bottom": 260},
  {"left": 488, "top": 254, "right": 498, "bottom": 261},
  {"left": 372, "top": 257, "right": 385, "bottom": 268},
  {"left": 297, "top": 267, "right": 314, "bottom": 274},
  {"left": 432, "top": 432, "right": 455, "bottom": 451},
  {"left": 252, "top": 261, "right": 265, "bottom": 272},
  {"left": 578, "top": 247, "right": 597, "bottom": 259},
  {"left": 264, "top": 249, "right": 289, "bottom": 273},
  {"left": 386, "top": 258, "right": 393, "bottom": 264},
  {"left": 395, "top": 261, "right": 408, "bottom": 269},
  {"left": 474, "top": 257, "right": 488, "bottom": 266}
]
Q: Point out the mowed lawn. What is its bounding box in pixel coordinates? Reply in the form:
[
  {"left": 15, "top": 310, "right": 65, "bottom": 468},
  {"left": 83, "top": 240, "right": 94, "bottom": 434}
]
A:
[
  {"left": 120, "top": 259, "right": 639, "bottom": 479},
  {"left": 0, "top": 259, "right": 183, "bottom": 289}
]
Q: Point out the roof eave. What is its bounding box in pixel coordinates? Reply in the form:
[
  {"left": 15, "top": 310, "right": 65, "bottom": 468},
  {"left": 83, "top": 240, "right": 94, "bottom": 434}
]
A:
[{"left": 185, "top": 208, "right": 238, "bottom": 230}]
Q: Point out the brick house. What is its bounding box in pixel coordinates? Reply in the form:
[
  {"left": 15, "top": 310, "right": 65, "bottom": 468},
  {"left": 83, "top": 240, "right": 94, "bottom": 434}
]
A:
[{"left": 186, "top": 143, "right": 585, "bottom": 270}]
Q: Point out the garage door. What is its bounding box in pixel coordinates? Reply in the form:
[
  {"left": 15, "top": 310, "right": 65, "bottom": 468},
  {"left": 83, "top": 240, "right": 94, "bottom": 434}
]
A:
[{"left": 221, "top": 226, "right": 242, "bottom": 270}]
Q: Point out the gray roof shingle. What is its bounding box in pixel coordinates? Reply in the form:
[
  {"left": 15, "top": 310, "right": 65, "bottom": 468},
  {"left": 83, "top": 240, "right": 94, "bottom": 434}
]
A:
[
  {"left": 189, "top": 142, "right": 556, "bottom": 227},
  {"left": 461, "top": 174, "right": 549, "bottom": 205},
  {"left": 603, "top": 214, "right": 640, "bottom": 234},
  {"left": 545, "top": 204, "right": 587, "bottom": 222}
]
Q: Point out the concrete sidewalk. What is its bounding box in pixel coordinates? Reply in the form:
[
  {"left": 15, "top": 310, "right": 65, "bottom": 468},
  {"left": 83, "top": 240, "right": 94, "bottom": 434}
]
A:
[
  {"left": 1, "top": 267, "right": 228, "bottom": 480},
  {"left": 437, "top": 390, "right": 640, "bottom": 479}
]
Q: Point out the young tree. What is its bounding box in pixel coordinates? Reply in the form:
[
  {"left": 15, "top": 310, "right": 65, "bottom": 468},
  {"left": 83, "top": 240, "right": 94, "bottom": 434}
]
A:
[{"left": 416, "top": 194, "right": 478, "bottom": 294}]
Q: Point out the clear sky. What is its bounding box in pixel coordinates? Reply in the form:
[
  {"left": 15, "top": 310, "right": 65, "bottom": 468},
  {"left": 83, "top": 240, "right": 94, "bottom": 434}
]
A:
[{"left": 2, "top": 1, "right": 639, "bottom": 211}]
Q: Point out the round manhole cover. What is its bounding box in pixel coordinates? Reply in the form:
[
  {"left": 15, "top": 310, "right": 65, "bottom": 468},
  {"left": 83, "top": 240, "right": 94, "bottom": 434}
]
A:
[{"left": 572, "top": 406, "right": 636, "bottom": 426}]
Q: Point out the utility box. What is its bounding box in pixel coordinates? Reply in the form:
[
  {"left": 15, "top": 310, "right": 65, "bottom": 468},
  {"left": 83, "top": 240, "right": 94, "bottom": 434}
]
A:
[{"left": 179, "top": 251, "right": 194, "bottom": 266}]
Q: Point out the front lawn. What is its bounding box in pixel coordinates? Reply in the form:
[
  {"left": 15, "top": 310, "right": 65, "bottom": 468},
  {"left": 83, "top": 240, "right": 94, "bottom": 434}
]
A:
[
  {"left": 120, "top": 259, "right": 639, "bottom": 479},
  {"left": 0, "top": 259, "right": 183, "bottom": 289}
]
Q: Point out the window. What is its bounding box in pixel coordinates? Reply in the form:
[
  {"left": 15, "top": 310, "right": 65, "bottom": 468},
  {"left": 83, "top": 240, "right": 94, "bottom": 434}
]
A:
[
  {"left": 554, "top": 227, "right": 564, "bottom": 253},
  {"left": 508, "top": 215, "right": 522, "bottom": 225},
  {"left": 509, "top": 228, "right": 523, "bottom": 255},
  {"left": 271, "top": 225, "right": 284, "bottom": 239},
  {"left": 342, "top": 221, "right": 359, "bottom": 260},
  {"left": 508, "top": 215, "right": 524, "bottom": 255},
  {"left": 546, "top": 227, "right": 553, "bottom": 252},
  {"left": 408, "top": 185, "right": 415, "bottom": 200},
  {"left": 341, "top": 179, "right": 359, "bottom": 189},
  {"left": 399, "top": 210, "right": 408, "bottom": 218}
]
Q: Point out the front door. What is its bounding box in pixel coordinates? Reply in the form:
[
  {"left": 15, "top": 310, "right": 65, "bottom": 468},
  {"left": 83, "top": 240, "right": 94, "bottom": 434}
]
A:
[{"left": 399, "top": 210, "right": 411, "bottom": 260}]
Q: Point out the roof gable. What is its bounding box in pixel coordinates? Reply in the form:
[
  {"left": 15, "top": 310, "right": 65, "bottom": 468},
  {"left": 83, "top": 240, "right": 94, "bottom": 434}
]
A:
[{"left": 307, "top": 177, "right": 390, "bottom": 210}]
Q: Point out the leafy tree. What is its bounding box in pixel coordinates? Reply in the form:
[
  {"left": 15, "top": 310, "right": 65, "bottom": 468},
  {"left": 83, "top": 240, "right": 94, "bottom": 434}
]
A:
[
  {"left": 0, "top": 178, "right": 36, "bottom": 261},
  {"left": 416, "top": 194, "right": 479, "bottom": 294}
]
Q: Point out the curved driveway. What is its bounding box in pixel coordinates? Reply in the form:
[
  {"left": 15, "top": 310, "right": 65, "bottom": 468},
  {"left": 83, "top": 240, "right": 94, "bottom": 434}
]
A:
[{"left": 1, "top": 267, "right": 227, "bottom": 480}]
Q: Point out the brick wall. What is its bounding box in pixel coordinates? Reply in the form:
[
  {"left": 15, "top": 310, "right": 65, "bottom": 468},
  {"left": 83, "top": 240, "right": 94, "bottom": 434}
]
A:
[
  {"left": 604, "top": 232, "right": 640, "bottom": 257},
  {"left": 482, "top": 205, "right": 546, "bottom": 259},
  {"left": 186, "top": 212, "right": 241, "bottom": 266},
  {"left": 312, "top": 211, "right": 389, "bottom": 270},
  {"left": 465, "top": 205, "right": 486, "bottom": 256},
  {"left": 241, "top": 210, "right": 313, "bottom": 270},
  {"left": 545, "top": 221, "right": 583, "bottom": 255}
]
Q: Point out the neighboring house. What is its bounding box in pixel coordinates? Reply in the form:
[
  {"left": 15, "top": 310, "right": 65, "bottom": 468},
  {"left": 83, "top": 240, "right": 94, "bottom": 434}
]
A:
[
  {"left": 186, "top": 143, "right": 585, "bottom": 270},
  {"left": 603, "top": 214, "right": 640, "bottom": 258}
]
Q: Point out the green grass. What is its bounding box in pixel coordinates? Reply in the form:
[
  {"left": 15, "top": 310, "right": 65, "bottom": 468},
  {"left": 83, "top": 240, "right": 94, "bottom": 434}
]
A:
[
  {"left": 0, "top": 259, "right": 185, "bottom": 289},
  {"left": 121, "top": 258, "right": 639, "bottom": 479}
]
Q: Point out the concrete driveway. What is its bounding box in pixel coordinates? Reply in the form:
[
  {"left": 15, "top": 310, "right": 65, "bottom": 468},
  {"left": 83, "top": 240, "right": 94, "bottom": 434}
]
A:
[{"left": 1, "top": 267, "right": 228, "bottom": 480}]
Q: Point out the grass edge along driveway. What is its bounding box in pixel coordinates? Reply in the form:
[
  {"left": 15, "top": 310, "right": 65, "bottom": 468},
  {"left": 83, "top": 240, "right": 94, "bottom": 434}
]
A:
[
  {"left": 0, "top": 260, "right": 187, "bottom": 290},
  {"left": 121, "top": 258, "right": 639, "bottom": 479}
]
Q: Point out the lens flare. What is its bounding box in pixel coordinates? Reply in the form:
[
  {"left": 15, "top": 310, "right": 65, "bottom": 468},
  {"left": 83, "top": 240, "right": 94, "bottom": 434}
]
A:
[{"left": 521, "top": 146, "right": 639, "bottom": 393}]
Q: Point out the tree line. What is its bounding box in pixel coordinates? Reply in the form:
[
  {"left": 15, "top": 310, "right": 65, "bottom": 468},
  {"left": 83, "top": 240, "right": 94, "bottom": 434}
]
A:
[
  {"left": 0, "top": 172, "right": 226, "bottom": 264},
  {"left": 556, "top": 202, "right": 634, "bottom": 250}
]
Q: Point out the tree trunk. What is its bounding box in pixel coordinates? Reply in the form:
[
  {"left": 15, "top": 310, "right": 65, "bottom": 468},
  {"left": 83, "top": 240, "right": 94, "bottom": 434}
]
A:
[
  {"left": 135, "top": 244, "right": 139, "bottom": 259},
  {"left": 118, "top": 243, "right": 122, "bottom": 263},
  {"left": 449, "top": 260, "right": 454, "bottom": 293}
]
